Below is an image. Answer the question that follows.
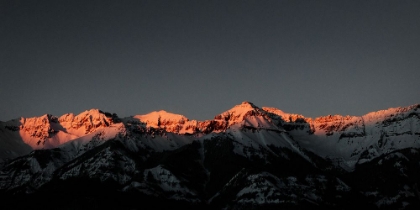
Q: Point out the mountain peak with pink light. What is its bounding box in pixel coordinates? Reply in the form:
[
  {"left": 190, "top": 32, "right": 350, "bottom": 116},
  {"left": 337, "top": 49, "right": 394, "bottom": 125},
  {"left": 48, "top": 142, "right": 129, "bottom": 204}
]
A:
[{"left": 214, "top": 101, "right": 264, "bottom": 121}]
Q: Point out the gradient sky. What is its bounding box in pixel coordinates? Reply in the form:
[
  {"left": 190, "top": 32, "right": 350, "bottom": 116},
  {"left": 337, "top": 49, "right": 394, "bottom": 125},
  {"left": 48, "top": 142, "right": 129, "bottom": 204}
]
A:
[{"left": 1, "top": 0, "right": 419, "bottom": 121}]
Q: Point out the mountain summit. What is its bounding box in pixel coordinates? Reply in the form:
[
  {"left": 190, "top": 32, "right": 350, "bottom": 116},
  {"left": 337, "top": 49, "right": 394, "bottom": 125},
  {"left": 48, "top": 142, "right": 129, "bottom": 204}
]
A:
[
  {"left": 1, "top": 102, "right": 420, "bottom": 209},
  {"left": 215, "top": 101, "right": 265, "bottom": 123}
]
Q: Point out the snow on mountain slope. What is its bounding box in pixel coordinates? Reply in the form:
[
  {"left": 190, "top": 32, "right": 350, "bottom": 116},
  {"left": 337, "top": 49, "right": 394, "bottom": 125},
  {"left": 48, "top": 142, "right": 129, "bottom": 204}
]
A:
[
  {"left": 0, "top": 122, "right": 128, "bottom": 192},
  {"left": 0, "top": 101, "right": 289, "bottom": 164},
  {"left": 121, "top": 101, "right": 293, "bottom": 155},
  {"left": 263, "top": 104, "right": 420, "bottom": 170},
  {"left": 215, "top": 101, "right": 278, "bottom": 129},
  {"left": 217, "top": 127, "right": 311, "bottom": 164},
  {"left": 0, "top": 109, "right": 120, "bottom": 162},
  {"left": 12, "top": 109, "right": 115, "bottom": 148},
  {"left": 0, "top": 120, "right": 32, "bottom": 163},
  {"left": 127, "top": 130, "right": 196, "bottom": 152},
  {"left": 58, "top": 143, "right": 136, "bottom": 184},
  {"left": 231, "top": 172, "right": 338, "bottom": 206},
  {"left": 1, "top": 102, "right": 420, "bottom": 209},
  {"left": 139, "top": 165, "right": 201, "bottom": 202},
  {"left": 1, "top": 102, "right": 419, "bottom": 172},
  {"left": 206, "top": 102, "right": 311, "bottom": 163}
]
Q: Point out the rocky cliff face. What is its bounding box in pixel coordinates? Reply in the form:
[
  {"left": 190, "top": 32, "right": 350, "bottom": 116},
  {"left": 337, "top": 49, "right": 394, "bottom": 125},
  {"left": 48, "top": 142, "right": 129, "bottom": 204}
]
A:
[{"left": 1, "top": 102, "right": 420, "bottom": 209}]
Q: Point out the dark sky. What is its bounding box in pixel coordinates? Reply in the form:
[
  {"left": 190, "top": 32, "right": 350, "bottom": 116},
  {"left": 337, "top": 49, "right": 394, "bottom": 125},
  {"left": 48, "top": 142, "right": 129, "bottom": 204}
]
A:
[{"left": 1, "top": 0, "right": 419, "bottom": 121}]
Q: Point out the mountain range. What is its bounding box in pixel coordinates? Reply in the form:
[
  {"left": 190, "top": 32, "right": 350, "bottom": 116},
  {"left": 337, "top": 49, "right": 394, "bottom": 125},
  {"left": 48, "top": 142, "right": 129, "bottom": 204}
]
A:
[{"left": 1, "top": 101, "right": 419, "bottom": 209}]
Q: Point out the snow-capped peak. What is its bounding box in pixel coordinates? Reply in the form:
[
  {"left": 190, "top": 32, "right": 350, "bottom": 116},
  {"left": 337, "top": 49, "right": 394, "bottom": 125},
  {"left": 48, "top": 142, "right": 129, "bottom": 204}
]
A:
[
  {"left": 215, "top": 101, "right": 263, "bottom": 122},
  {"left": 209, "top": 101, "right": 287, "bottom": 132},
  {"left": 133, "top": 110, "right": 189, "bottom": 128}
]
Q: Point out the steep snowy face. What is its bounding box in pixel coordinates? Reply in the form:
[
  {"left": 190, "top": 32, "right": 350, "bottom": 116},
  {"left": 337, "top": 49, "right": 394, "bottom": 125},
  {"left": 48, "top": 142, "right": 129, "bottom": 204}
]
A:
[
  {"left": 197, "top": 103, "right": 311, "bottom": 165},
  {"left": 262, "top": 107, "right": 312, "bottom": 132},
  {"left": 262, "top": 107, "right": 309, "bottom": 123},
  {"left": 215, "top": 101, "right": 265, "bottom": 126},
  {"left": 212, "top": 101, "right": 281, "bottom": 131}
]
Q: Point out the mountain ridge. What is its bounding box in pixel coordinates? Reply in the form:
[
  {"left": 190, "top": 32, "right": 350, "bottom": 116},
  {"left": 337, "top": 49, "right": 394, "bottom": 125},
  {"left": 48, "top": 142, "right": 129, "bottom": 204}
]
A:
[
  {"left": 3, "top": 101, "right": 419, "bottom": 128},
  {"left": 1, "top": 101, "right": 420, "bottom": 209},
  {"left": 1, "top": 102, "right": 419, "bottom": 163}
]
